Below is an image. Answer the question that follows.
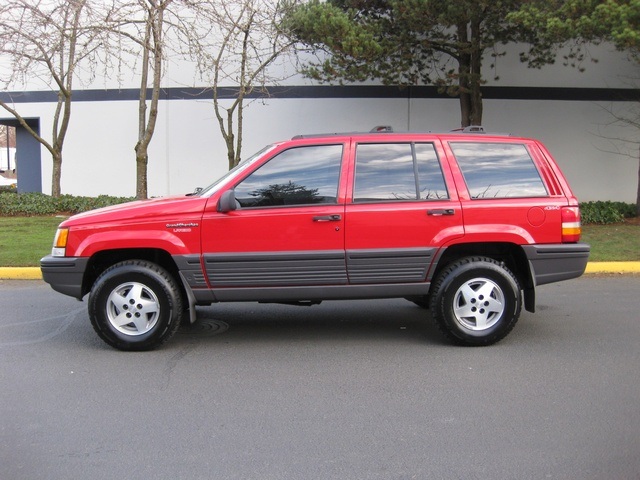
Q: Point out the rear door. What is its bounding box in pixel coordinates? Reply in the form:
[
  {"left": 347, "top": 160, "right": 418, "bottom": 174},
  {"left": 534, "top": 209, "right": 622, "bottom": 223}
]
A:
[{"left": 344, "top": 139, "right": 463, "bottom": 284}]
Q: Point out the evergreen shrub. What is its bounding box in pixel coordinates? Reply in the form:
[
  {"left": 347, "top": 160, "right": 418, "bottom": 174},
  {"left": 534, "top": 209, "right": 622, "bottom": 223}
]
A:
[
  {"left": 580, "top": 201, "right": 637, "bottom": 225},
  {"left": 0, "top": 192, "right": 136, "bottom": 216}
]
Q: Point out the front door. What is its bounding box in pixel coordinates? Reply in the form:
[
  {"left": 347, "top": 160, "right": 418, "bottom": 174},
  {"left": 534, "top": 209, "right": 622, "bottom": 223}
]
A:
[{"left": 201, "top": 144, "right": 347, "bottom": 289}]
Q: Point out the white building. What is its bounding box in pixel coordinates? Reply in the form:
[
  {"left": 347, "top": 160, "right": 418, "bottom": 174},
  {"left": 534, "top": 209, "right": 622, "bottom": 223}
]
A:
[{"left": 1, "top": 43, "right": 638, "bottom": 202}]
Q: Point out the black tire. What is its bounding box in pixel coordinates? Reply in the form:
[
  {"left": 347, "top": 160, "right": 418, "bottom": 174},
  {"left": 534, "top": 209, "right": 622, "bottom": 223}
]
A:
[
  {"left": 88, "top": 260, "right": 184, "bottom": 351},
  {"left": 430, "top": 256, "right": 522, "bottom": 346}
]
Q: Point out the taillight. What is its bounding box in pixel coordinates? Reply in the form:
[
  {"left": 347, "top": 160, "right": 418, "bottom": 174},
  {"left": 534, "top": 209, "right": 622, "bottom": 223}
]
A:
[{"left": 561, "top": 207, "right": 581, "bottom": 243}]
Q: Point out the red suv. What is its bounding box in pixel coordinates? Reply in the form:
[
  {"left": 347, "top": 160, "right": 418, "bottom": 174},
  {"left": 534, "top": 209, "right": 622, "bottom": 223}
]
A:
[{"left": 41, "top": 128, "right": 590, "bottom": 350}]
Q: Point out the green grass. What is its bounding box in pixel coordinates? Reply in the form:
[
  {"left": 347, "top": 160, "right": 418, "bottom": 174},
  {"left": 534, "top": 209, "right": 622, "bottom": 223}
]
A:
[
  {"left": 581, "top": 223, "right": 640, "bottom": 262},
  {"left": 0, "top": 216, "right": 638, "bottom": 267},
  {"left": 0, "top": 216, "right": 66, "bottom": 266}
]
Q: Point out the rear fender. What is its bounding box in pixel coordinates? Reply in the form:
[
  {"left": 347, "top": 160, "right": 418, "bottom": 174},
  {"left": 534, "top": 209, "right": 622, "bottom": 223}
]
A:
[{"left": 459, "top": 226, "right": 536, "bottom": 245}]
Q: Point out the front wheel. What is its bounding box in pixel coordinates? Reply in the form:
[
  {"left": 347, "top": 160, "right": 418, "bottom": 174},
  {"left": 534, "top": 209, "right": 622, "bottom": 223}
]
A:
[
  {"left": 88, "top": 260, "right": 184, "bottom": 351},
  {"left": 430, "top": 257, "right": 522, "bottom": 346}
]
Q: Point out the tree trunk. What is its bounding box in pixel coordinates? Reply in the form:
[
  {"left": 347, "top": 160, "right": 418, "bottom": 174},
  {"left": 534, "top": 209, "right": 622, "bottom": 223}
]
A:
[
  {"left": 456, "top": 22, "right": 484, "bottom": 128},
  {"left": 459, "top": 91, "right": 472, "bottom": 127},
  {"left": 457, "top": 23, "right": 472, "bottom": 127},
  {"left": 636, "top": 146, "right": 640, "bottom": 217},
  {"left": 134, "top": 5, "right": 164, "bottom": 200},
  {"left": 135, "top": 147, "right": 148, "bottom": 199},
  {"left": 469, "top": 18, "right": 483, "bottom": 126},
  {"left": 226, "top": 129, "right": 236, "bottom": 171},
  {"left": 51, "top": 150, "right": 62, "bottom": 197}
]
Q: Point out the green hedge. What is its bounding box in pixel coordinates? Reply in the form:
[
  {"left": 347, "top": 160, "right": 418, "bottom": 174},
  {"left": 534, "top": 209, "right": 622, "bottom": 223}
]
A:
[
  {"left": 0, "top": 185, "right": 17, "bottom": 194},
  {"left": 0, "top": 192, "right": 136, "bottom": 216},
  {"left": 579, "top": 201, "right": 637, "bottom": 225}
]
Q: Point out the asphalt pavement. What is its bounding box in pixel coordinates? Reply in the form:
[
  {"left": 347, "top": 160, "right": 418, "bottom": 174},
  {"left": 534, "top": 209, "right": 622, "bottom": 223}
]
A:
[{"left": 1, "top": 276, "right": 639, "bottom": 480}]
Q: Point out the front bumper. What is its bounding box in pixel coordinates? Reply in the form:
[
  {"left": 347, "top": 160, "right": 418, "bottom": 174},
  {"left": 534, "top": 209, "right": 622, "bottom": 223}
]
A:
[
  {"left": 522, "top": 243, "right": 590, "bottom": 286},
  {"left": 40, "top": 255, "right": 89, "bottom": 300}
]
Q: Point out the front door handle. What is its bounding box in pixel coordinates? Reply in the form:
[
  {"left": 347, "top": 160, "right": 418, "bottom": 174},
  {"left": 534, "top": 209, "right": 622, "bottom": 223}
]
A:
[
  {"left": 313, "top": 214, "right": 342, "bottom": 222},
  {"left": 427, "top": 209, "right": 455, "bottom": 216}
]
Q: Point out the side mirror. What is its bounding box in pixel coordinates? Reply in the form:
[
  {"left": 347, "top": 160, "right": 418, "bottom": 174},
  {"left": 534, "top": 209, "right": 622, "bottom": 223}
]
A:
[{"left": 218, "top": 189, "right": 238, "bottom": 213}]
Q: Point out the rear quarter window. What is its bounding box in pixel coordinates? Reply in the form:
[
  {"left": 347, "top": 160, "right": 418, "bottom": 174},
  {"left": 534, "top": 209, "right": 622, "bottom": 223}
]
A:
[{"left": 451, "top": 143, "right": 548, "bottom": 199}]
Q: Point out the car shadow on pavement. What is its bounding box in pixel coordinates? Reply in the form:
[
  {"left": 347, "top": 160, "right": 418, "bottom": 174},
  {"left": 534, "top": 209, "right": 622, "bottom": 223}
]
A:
[{"left": 173, "top": 299, "right": 449, "bottom": 348}]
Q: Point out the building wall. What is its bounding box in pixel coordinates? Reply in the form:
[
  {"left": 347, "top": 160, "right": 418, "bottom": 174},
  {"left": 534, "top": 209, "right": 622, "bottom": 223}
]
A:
[{"left": 1, "top": 43, "right": 638, "bottom": 202}]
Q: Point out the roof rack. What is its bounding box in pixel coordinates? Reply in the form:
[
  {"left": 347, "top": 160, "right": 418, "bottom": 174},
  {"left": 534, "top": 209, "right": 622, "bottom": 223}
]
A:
[
  {"left": 370, "top": 125, "right": 394, "bottom": 133},
  {"left": 292, "top": 126, "right": 395, "bottom": 140},
  {"left": 448, "top": 126, "right": 513, "bottom": 136},
  {"left": 292, "top": 125, "right": 511, "bottom": 140}
]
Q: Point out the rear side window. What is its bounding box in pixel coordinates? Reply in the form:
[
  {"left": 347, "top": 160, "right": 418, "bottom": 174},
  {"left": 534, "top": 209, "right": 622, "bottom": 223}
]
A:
[
  {"left": 354, "top": 143, "right": 448, "bottom": 202},
  {"left": 234, "top": 145, "right": 343, "bottom": 207},
  {"left": 451, "top": 143, "right": 548, "bottom": 199}
]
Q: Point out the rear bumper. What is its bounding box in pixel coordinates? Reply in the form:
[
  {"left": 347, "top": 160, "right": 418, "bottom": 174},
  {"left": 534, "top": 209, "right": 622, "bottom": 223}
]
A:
[
  {"left": 522, "top": 243, "right": 590, "bottom": 286},
  {"left": 40, "top": 255, "right": 89, "bottom": 300}
]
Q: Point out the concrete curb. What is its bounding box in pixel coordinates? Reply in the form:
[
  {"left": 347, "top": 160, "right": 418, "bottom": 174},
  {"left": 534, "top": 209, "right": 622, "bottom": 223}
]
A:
[
  {"left": 0, "top": 267, "right": 42, "bottom": 280},
  {"left": 584, "top": 262, "right": 640, "bottom": 274},
  {"left": 2, "top": 262, "right": 640, "bottom": 281}
]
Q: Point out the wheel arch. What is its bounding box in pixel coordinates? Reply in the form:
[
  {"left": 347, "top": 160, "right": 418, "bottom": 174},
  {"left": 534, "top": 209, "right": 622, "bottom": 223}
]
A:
[
  {"left": 430, "top": 242, "right": 535, "bottom": 312},
  {"left": 81, "top": 248, "right": 182, "bottom": 299}
]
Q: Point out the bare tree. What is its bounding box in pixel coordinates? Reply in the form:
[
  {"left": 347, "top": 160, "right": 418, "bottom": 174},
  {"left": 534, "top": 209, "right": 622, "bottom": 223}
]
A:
[
  {"left": 133, "top": 0, "right": 172, "bottom": 200},
  {"left": 0, "top": 0, "right": 98, "bottom": 196},
  {"left": 197, "top": 0, "right": 298, "bottom": 169},
  {"left": 102, "top": 0, "right": 222, "bottom": 198},
  {"left": 100, "top": 0, "right": 178, "bottom": 199},
  {"left": 595, "top": 99, "right": 640, "bottom": 216}
]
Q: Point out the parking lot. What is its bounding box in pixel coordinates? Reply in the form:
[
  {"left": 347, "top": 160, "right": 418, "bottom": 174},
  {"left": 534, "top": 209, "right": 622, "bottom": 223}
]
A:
[{"left": 1, "top": 276, "right": 639, "bottom": 479}]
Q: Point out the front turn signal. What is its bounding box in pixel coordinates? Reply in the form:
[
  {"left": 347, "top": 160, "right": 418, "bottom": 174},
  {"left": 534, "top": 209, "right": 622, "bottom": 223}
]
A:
[{"left": 52, "top": 228, "right": 69, "bottom": 257}]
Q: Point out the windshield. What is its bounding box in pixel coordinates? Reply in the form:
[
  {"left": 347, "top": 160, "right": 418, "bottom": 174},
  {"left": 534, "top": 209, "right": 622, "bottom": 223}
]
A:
[{"left": 197, "top": 144, "right": 276, "bottom": 197}]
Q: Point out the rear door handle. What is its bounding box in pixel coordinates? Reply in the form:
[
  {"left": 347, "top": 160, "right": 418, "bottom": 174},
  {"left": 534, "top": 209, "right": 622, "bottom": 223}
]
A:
[
  {"left": 427, "top": 209, "right": 455, "bottom": 216},
  {"left": 313, "top": 214, "right": 342, "bottom": 222}
]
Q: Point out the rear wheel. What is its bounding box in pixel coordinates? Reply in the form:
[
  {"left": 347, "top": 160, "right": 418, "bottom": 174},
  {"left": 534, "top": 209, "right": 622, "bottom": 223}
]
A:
[
  {"left": 430, "top": 257, "right": 522, "bottom": 346},
  {"left": 88, "top": 260, "right": 184, "bottom": 351}
]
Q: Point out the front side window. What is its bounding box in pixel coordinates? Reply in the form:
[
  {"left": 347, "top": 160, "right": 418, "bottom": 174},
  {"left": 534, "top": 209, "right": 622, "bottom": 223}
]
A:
[
  {"left": 451, "top": 143, "right": 548, "bottom": 199},
  {"left": 354, "top": 143, "right": 448, "bottom": 202},
  {"left": 234, "top": 145, "right": 343, "bottom": 208}
]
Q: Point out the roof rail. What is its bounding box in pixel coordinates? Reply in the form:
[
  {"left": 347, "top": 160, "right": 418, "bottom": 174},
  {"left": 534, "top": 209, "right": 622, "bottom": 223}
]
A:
[{"left": 450, "top": 125, "right": 485, "bottom": 133}]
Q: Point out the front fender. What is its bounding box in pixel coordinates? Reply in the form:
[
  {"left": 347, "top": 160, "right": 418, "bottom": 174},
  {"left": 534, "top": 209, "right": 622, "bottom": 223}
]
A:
[{"left": 70, "top": 228, "right": 197, "bottom": 258}]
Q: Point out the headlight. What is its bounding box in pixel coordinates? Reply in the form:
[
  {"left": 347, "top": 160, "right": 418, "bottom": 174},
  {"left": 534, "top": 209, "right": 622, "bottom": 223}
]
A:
[{"left": 52, "top": 228, "right": 69, "bottom": 257}]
